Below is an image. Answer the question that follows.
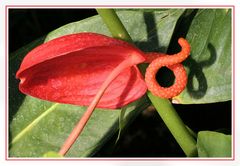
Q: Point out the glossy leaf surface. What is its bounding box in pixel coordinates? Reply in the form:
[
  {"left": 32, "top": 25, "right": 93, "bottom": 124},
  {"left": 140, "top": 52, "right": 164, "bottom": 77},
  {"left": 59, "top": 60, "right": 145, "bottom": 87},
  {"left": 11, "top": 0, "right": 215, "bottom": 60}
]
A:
[{"left": 174, "top": 9, "right": 232, "bottom": 104}]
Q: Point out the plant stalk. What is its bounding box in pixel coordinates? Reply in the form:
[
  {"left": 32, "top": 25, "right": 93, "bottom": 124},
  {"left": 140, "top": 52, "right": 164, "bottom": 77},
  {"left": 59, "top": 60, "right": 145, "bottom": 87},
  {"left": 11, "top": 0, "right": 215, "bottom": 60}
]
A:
[
  {"left": 59, "top": 58, "right": 143, "bottom": 156},
  {"left": 148, "top": 92, "right": 197, "bottom": 156},
  {"left": 96, "top": 9, "right": 132, "bottom": 42},
  {"left": 97, "top": 8, "right": 197, "bottom": 157}
]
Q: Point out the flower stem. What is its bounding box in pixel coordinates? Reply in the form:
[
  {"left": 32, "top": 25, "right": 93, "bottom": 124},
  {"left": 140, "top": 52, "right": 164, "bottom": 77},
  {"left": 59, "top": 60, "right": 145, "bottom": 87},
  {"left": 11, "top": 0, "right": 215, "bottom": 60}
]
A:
[
  {"left": 148, "top": 92, "right": 197, "bottom": 156},
  {"left": 97, "top": 8, "right": 197, "bottom": 157},
  {"left": 96, "top": 9, "right": 132, "bottom": 42},
  {"left": 59, "top": 59, "right": 143, "bottom": 156},
  {"left": 96, "top": 9, "right": 145, "bottom": 73}
]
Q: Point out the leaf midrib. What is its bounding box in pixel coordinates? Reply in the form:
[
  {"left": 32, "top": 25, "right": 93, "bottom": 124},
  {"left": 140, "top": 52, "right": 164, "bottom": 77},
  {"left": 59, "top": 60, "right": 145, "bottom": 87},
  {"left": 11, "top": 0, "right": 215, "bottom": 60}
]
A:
[{"left": 10, "top": 103, "right": 59, "bottom": 145}]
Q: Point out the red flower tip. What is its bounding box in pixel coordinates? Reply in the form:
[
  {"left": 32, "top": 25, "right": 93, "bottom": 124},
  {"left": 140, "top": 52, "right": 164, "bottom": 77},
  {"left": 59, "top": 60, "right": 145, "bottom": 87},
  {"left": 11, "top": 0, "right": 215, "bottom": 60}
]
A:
[{"left": 16, "top": 33, "right": 147, "bottom": 109}]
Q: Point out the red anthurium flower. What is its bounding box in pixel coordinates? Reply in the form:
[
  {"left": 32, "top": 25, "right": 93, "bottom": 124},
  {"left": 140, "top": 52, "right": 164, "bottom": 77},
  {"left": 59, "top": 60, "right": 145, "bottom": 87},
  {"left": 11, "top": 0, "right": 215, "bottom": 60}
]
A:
[
  {"left": 16, "top": 32, "right": 190, "bottom": 155},
  {"left": 16, "top": 33, "right": 147, "bottom": 109}
]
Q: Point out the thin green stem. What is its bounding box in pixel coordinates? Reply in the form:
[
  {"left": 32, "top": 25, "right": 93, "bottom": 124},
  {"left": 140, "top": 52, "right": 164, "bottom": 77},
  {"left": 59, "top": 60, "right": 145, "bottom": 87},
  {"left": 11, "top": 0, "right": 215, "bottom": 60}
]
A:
[
  {"left": 96, "top": 9, "right": 132, "bottom": 42},
  {"left": 97, "top": 8, "right": 197, "bottom": 157},
  {"left": 97, "top": 9, "right": 145, "bottom": 73},
  {"left": 148, "top": 92, "right": 197, "bottom": 156}
]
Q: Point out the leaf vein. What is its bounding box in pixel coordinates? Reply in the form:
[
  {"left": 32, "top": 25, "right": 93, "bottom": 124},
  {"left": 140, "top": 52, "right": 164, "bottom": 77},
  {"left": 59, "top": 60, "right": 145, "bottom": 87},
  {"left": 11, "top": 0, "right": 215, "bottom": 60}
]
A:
[{"left": 10, "top": 103, "right": 59, "bottom": 146}]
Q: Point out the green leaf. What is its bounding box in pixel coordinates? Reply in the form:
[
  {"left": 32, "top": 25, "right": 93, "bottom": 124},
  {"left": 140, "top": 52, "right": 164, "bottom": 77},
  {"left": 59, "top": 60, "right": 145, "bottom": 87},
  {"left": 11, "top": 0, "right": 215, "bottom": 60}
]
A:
[
  {"left": 197, "top": 131, "right": 231, "bottom": 157},
  {"left": 173, "top": 9, "right": 231, "bottom": 104},
  {"left": 9, "top": 9, "right": 184, "bottom": 157},
  {"left": 9, "top": 95, "right": 149, "bottom": 158},
  {"left": 46, "top": 9, "right": 185, "bottom": 53},
  {"left": 43, "top": 151, "right": 63, "bottom": 158}
]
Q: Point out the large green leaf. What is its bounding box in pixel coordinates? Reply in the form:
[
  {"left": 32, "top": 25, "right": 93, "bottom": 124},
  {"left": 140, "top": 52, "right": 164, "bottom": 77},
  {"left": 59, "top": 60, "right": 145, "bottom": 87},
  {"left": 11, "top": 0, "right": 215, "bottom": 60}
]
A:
[
  {"left": 197, "top": 131, "right": 231, "bottom": 157},
  {"left": 174, "top": 9, "right": 231, "bottom": 104},
  {"left": 9, "top": 97, "right": 149, "bottom": 157},
  {"left": 9, "top": 9, "right": 185, "bottom": 157}
]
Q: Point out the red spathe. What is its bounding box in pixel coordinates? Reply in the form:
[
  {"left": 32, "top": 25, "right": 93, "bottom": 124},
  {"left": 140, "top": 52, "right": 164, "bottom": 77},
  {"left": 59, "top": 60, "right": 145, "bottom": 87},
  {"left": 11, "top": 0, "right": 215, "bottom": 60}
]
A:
[{"left": 16, "top": 33, "right": 147, "bottom": 109}]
